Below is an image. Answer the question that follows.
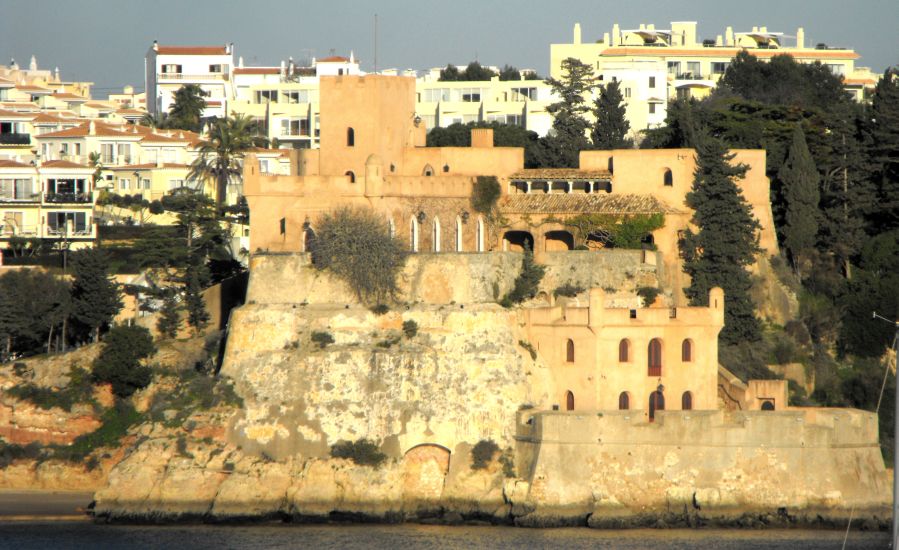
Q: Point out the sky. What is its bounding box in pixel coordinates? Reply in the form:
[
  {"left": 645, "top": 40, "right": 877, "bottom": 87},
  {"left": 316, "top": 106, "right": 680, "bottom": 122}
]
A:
[{"left": 2, "top": 0, "right": 897, "bottom": 96}]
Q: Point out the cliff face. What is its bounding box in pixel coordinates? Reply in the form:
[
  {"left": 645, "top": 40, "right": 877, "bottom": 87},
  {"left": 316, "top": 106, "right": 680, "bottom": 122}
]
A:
[{"left": 221, "top": 304, "right": 552, "bottom": 459}]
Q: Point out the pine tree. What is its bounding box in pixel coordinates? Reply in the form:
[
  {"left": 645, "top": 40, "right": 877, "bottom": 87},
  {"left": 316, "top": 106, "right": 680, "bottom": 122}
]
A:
[
  {"left": 185, "top": 266, "right": 209, "bottom": 335},
  {"left": 156, "top": 292, "right": 182, "bottom": 339},
  {"left": 543, "top": 58, "right": 594, "bottom": 166},
  {"left": 591, "top": 80, "right": 632, "bottom": 149},
  {"left": 70, "top": 249, "right": 123, "bottom": 342},
  {"left": 869, "top": 68, "right": 899, "bottom": 231},
  {"left": 680, "top": 135, "right": 762, "bottom": 344},
  {"left": 778, "top": 125, "right": 820, "bottom": 276}
]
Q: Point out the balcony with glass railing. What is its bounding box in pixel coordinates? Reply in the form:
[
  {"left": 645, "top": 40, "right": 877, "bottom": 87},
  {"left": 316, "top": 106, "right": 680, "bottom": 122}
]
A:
[{"left": 43, "top": 192, "right": 94, "bottom": 204}]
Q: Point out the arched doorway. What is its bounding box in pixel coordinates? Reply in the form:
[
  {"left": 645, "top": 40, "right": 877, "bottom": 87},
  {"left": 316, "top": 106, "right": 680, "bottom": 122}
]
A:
[
  {"left": 503, "top": 230, "right": 533, "bottom": 252},
  {"left": 565, "top": 339, "right": 575, "bottom": 362},
  {"left": 618, "top": 392, "right": 630, "bottom": 410},
  {"left": 618, "top": 339, "right": 630, "bottom": 362},
  {"left": 402, "top": 444, "right": 451, "bottom": 501},
  {"left": 682, "top": 339, "right": 693, "bottom": 362},
  {"left": 544, "top": 230, "right": 574, "bottom": 251},
  {"left": 565, "top": 391, "right": 575, "bottom": 411},
  {"left": 648, "top": 338, "right": 662, "bottom": 376},
  {"left": 649, "top": 390, "right": 665, "bottom": 421},
  {"left": 681, "top": 391, "right": 693, "bottom": 410},
  {"left": 663, "top": 168, "right": 673, "bottom": 186}
]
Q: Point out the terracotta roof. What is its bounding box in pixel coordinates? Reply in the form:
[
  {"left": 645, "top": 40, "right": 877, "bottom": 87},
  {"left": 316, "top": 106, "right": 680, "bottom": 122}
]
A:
[
  {"left": 318, "top": 56, "right": 350, "bottom": 63},
  {"left": 84, "top": 102, "right": 114, "bottom": 110},
  {"left": 36, "top": 121, "right": 139, "bottom": 139},
  {"left": 116, "top": 108, "right": 147, "bottom": 116},
  {"left": 41, "top": 160, "right": 91, "bottom": 169},
  {"left": 844, "top": 77, "right": 876, "bottom": 86},
  {"left": 140, "top": 132, "right": 189, "bottom": 143},
  {"left": 0, "top": 77, "right": 14, "bottom": 87},
  {"left": 510, "top": 168, "right": 612, "bottom": 180},
  {"left": 0, "top": 159, "right": 33, "bottom": 168},
  {"left": 500, "top": 193, "right": 680, "bottom": 215},
  {"left": 233, "top": 67, "right": 280, "bottom": 75},
  {"left": 0, "top": 108, "right": 34, "bottom": 119},
  {"left": 205, "top": 100, "right": 223, "bottom": 106},
  {"left": 602, "top": 46, "right": 860, "bottom": 60},
  {"left": 15, "top": 85, "right": 53, "bottom": 93},
  {"left": 155, "top": 45, "right": 228, "bottom": 55},
  {"left": 31, "top": 113, "right": 70, "bottom": 124},
  {"left": 52, "top": 93, "right": 88, "bottom": 102}
]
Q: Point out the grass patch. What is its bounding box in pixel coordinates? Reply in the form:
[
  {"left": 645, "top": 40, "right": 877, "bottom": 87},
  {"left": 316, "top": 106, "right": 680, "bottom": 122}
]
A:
[{"left": 6, "top": 366, "right": 97, "bottom": 412}]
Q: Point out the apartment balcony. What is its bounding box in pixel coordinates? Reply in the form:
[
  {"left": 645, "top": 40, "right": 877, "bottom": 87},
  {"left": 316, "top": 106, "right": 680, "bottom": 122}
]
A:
[
  {"left": 0, "top": 225, "right": 39, "bottom": 238},
  {"left": 43, "top": 192, "right": 93, "bottom": 204},
  {"left": 0, "top": 193, "right": 41, "bottom": 204},
  {"left": 157, "top": 73, "right": 227, "bottom": 81},
  {"left": 44, "top": 224, "right": 96, "bottom": 239},
  {"left": 0, "top": 133, "right": 31, "bottom": 145}
]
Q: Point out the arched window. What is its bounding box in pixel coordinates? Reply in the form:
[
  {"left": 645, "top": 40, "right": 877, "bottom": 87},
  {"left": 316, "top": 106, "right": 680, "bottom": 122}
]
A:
[
  {"left": 681, "top": 339, "right": 693, "bottom": 362},
  {"left": 345, "top": 170, "right": 355, "bottom": 183},
  {"left": 649, "top": 390, "right": 665, "bottom": 421},
  {"left": 476, "top": 216, "right": 485, "bottom": 252},
  {"left": 432, "top": 217, "right": 441, "bottom": 252},
  {"left": 409, "top": 216, "right": 419, "bottom": 252},
  {"left": 346, "top": 127, "right": 355, "bottom": 146},
  {"left": 455, "top": 216, "right": 463, "bottom": 252},
  {"left": 423, "top": 164, "right": 434, "bottom": 176},
  {"left": 618, "top": 339, "right": 630, "bottom": 362},
  {"left": 648, "top": 338, "right": 662, "bottom": 376},
  {"left": 681, "top": 391, "right": 693, "bottom": 410},
  {"left": 618, "top": 392, "right": 630, "bottom": 410},
  {"left": 566, "top": 339, "right": 575, "bottom": 362},
  {"left": 761, "top": 400, "right": 775, "bottom": 411},
  {"left": 566, "top": 391, "right": 575, "bottom": 411},
  {"left": 442, "top": 164, "right": 450, "bottom": 173},
  {"left": 663, "top": 168, "right": 673, "bottom": 186}
]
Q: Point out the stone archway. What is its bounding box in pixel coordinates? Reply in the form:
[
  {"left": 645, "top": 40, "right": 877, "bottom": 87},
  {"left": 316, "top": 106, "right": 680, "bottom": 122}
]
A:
[{"left": 402, "top": 444, "right": 451, "bottom": 502}]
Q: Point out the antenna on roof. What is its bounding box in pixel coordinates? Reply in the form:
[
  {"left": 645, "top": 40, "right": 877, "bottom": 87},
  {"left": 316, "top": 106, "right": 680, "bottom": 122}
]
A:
[{"left": 374, "top": 13, "right": 378, "bottom": 74}]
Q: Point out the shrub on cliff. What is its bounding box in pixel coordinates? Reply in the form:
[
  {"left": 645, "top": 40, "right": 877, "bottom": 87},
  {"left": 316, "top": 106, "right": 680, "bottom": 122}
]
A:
[
  {"left": 91, "top": 325, "right": 156, "bottom": 398},
  {"left": 402, "top": 320, "right": 418, "bottom": 338},
  {"left": 471, "top": 439, "right": 500, "bottom": 470},
  {"left": 471, "top": 176, "right": 502, "bottom": 219},
  {"left": 500, "top": 248, "right": 545, "bottom": 307},
  {"left": 637, "top": 286, "right": 661, "bottom": 306},
  {"left": 6, "top": 366, "right": 96, "bottom": 412},
  {"left": 330, "top": 438, "right": 387, "bottom": 467},
  {"left": 311, "top": 207, "right": 407, "bottom": 305}
]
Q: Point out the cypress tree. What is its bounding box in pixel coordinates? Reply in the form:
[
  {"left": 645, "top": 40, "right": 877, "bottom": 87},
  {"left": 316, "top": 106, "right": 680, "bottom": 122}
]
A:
[
  {"left": 591, "top": 80, "right": 632, "bottom": 149},
  {"left": 680, "top": 135, "right": 762, "bottom": 344},
  {"left": 70, "top": 249, "right": 123, "bottom": 343},
  {"left": 185, "top": 266, "right": 210, "bottom": 335},
  {"left": 156, "top": 292, "right": 182, "bottom": 339},
  {"left": 869, "top": 68, "right": 899, "bottom": 230},
  {"left": 778, "top": 125, "right": 820, "bottom": 276}
]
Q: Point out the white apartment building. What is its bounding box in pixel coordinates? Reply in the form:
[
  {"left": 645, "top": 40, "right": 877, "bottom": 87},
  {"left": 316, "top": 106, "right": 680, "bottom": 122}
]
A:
[{"left": 145, "top": 42, "right": 234, "bottom": 119}]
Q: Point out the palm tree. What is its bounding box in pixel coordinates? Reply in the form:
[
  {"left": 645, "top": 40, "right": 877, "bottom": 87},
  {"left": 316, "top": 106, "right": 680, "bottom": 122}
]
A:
[{"left": 187, "top": 114, "right": 268, "bottom": 206}]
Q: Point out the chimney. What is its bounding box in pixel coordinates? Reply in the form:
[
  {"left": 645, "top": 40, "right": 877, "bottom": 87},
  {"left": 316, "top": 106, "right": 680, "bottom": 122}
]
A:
[
  {"left": 716, "top": 34, "right": 723, "bottom": 46},
  {"left": 603, "top": 32, "right": 610, "bottom": 45},
  {"left": 238, "top": 56, "right": 244, "bottom": 68},
  {"left": 280, "top": 60, "right": 286, "bottom": 78},
  {"left": 796, "top": 27, "right": 805, "bottom": 49},
  {"left": 760, "top": 26, "right": 767, "bottom": 33},
  {"left": 573, "top": 22, "right": 582, "bottom": 44},
  {"left": 471, "top": 128, "right": 493, "bottom": 148},
  {"left": 612, "top": 23, "right": 620, "bottom": 46},
  {"left": 725, "top": 26, "right": 734, "bottom": 46},
  {"left": 152, "top": 40, "right": 158, "bottom": 52},
  {"left": 89, "top": 120, "right": 96, "bottom": 135}
]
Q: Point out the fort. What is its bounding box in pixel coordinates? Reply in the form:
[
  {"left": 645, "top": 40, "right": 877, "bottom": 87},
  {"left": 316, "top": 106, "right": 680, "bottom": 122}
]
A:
[{"left": 91, "top": 74, "right": 890, "bottom": 525}]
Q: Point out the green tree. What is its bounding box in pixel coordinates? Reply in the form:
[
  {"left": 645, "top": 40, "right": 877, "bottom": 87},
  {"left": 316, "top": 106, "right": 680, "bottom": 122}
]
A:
[
  {"left": 168, "top": 84, "right": 207, "bottom": 132},
  {"left": 543, "top": 57, "right": 595, "bottom": 166},
  {"left": 156, "top": 291, "right": 182, "bottom": 339},
  {"left": 70, "top": 249, "right": 123, "bottom": 343},
  {"left": 778, "top": 125, "right": 820, "bottom": 276},
  {"left": 498, "top": 64, "right": 520, "bottom": 81},
  {"left": 868, "top": 68, "right": 899, "bottom": 230},
  {"left": 439, "top": 64, "right": 461, "bottom": 81},
  {"left": 188, "top": 113, "right": 268, "bottom": 205},
  {"left": 500, "top": 248, "right": 546, "bottom": 307},
  {"left": 591, "top": 80, "right": 632, "bottom": 149},
  {"left": 92, "top": 325, "right": 155, "bottom": 398},
  {"left": 426, "top": 121, "right": 543, "bottom": 168},
  {"left": 184, "top": 266, "right": 210, "bottom": 335},
  {"left": 0, "top": 270, "right": 70, "bottom": 358},
  {"left": 461, "top": 61, "right": 496, "bottom": 81},
  {"left": 312, "top": 207, "right": 408, "bottom": 305},
  {"left": 680, "top": 135, "right": 762, "bottom": 344}
]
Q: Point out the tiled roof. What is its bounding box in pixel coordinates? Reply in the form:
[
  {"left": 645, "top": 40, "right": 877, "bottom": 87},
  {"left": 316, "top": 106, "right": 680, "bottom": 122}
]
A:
[
  {"left": 36, "top": 121, "right": 139, "bottom": 139},
  {"left": 52, "top": 93, "right": 88, "bottom": 101},
  {"left": 0, "top": 159, "right": 33, "bottom": 168},
  {"left": 15, "top": 85, "right": 53, "bottom": 93},
  {"left": 156, "top": 46, "right": 228, "bottom": 55},
  {"left": 41, "top": 160, "right": 91, "bottom": 169},
  {"left": 318, "top": 56, "right": 350, "bottom": 63},
  {"left": 117, "top": 163, "right": 190, "bottom": 170},
  {"left": 140, "top": 132, "right": 189, "bottom": 143},
  {"left": 500, "top": 193, "right": 680, "bottom": 215},
  {"left": 84, "top": 102, "right": 114, "bottom": 110},
  {"left": 31, "top": 113, "right": 70, "bottom": 124},
  {"left": 0, "top": 108, "right": 34, "bottom": 119},
  {"left": 510, "top": 168, "right": 612, "bottom": 180}
]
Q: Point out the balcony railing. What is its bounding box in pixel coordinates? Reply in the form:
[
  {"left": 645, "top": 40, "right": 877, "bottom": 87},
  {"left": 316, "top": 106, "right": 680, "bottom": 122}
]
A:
[
  {"left": 43, "top": 192, "right": 93, "bottom": 204},
  {"left": 675, "top": 72, "right": 705, "bottom": 80},
  {"left": 0, "top": 133, "right": 31, "bottom": 145},
  {"left": 46, "top": 226, "right": 94, "bottom": 237},
  {"left": 157, "top": 73, "right": 226, "bottom": 81},
  {"left": 0, "top": 225, "right": 39, "bottom": 237},
  {"left": 0, "top": 193, "right": 40, "bottom": 203}
]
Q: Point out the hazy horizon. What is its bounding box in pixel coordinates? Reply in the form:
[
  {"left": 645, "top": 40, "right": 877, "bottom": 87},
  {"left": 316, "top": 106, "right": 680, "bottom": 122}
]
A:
[{"left": 2, "top": 0, "right": 897, "bottom": 96}]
